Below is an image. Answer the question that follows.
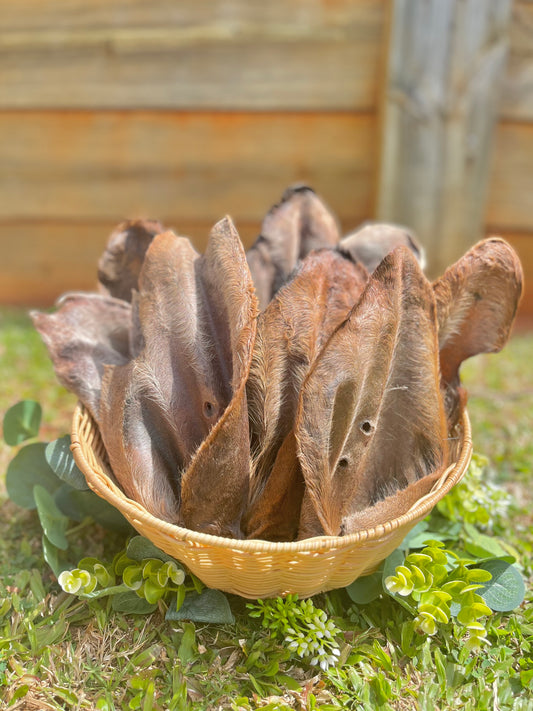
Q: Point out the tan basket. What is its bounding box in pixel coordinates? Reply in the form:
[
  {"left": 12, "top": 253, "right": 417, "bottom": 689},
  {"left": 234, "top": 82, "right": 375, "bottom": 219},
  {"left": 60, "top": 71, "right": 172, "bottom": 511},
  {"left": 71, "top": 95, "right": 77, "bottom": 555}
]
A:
[{"left": 71, "top": 404, "right": 472, "bottom": 599}]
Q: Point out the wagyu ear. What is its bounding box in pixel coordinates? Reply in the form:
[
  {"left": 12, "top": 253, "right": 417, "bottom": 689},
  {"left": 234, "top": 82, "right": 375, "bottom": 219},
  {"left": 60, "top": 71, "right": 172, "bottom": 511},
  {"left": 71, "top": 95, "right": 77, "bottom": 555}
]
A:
[
  {"left": 433, "top": 238, "right": 523, "bottom": 429},
  {"left": 339, "top": 222, "right": 425, "bottom": 273},
  {"left": 31, "top": 293, "right": 132, "bottom": 421},
  {"left": 245, "top": 250, "right": 368, "bottom": 510},
  {"left": 296, "top": 247, "right": 448, "bottom": 538},
  {"left": 179, "top": 217, "right": 258, "bottom": 538},
  {"left": 98, "top": 218, "right": 166, "bottom": 302},
  {"left": 246, "top": 185, "right": 341, "bottom": 309}
]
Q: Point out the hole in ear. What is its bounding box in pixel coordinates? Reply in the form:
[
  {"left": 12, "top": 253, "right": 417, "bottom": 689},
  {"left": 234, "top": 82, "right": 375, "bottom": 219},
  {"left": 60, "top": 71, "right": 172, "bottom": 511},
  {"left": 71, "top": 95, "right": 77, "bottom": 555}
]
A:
[
  {"left": 337, "top": 457, "right": 349, "bottom": 468},
  {"left": 360, "top": 420, "right": 374, "bottom": 435}
]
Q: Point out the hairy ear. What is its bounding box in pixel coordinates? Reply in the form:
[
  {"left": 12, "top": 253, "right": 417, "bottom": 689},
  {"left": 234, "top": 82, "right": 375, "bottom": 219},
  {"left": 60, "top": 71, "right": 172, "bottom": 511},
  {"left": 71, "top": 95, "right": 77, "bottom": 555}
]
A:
[
  {"left": 296, "top": 247, "right": 448, "bottom": 539},
  {"left": 98, "top": 218, "right": 166, "bottom": 302},
  {"left": 246, "top": 185, "right": 341, "bottom": 309},
  {"left": 31, "top": 293, "right": 132, "bottom": 421},
  {"left": 433, "top": 238, "right": 523, "bottom": 429},
  {"left": 179, "top": 217, "right": 258, "bottom": 538},
  {"left": 339, "top": 222, "right": 425, "bottom": 273},
  {"left": 246, "top": 250, "right": 368, "bottom": 507}
]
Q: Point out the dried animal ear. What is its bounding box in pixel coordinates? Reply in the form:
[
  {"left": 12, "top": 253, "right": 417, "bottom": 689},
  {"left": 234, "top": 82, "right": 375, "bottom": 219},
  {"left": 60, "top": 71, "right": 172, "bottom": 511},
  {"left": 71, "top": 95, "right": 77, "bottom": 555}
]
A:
[
  {"left": 245, "top": 249, "right": 368, "bottom": 530},
  {"left": 433, "top": 238, "right": 523, "bottom": 430},
  {"left": 246, "top": 185, "right": 341, "bottom": 309},
  {"left": 31, "top": 293, "right": 132, "bottom": 421},
  {"left": 98, "top": 218, "right": 166, "bottom": 302},
  {"left": 179, "top": 216, "right": 258, "bottom": 538},
  {"left": 339, "top": 222, "right": 425, "bottom": 273},
  {"left": 296, "top": 247, "right": 448, "bottom": 538}
]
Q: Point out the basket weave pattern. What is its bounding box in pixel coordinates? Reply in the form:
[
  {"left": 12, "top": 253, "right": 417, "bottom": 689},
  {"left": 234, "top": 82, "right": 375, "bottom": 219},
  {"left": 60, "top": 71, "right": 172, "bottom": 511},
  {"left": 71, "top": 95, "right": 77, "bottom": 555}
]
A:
[{"left": 71, "top": 403, "right": 472, "bottom": 599}]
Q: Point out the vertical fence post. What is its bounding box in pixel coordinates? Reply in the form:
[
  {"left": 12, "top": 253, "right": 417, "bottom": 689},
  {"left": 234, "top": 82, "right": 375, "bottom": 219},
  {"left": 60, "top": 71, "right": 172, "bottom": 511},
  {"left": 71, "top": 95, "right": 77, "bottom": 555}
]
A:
[{"left": 376, "top": 0, "right": 512, "bottom": 277}]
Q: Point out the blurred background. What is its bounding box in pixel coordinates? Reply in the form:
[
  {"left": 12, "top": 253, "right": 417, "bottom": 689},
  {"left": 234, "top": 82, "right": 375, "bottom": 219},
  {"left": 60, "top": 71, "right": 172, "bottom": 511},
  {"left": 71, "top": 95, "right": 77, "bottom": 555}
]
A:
[{"left": 0, "top": 0, "right": 531, "bottom": 317}]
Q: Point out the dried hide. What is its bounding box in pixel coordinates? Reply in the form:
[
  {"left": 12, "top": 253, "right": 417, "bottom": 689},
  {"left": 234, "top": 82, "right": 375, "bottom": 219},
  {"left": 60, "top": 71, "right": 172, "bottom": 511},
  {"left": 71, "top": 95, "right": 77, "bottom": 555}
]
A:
[
  {"left": 296, "top": 247, "right": 448, "bottom": 539},
  {"left": 433, "top": 238, "right": 523, "bottom": 431},
  {"left": 98, "top": 218, "right": 166, "bottom": 302},
  {"left": 244, "top": 249, "right": 368, "bottom": 540},
  {"left": 100, "top": 218, "right": 258, "bottom": 534},
  {"left": 31, "top": 293, "right": 132, "bottom": 422},
  {"left": 339, "top": 222, "right": 425, "bottom": 273},
  {"left": 246, "top": 185, "right": 341, "bottom": 310}
]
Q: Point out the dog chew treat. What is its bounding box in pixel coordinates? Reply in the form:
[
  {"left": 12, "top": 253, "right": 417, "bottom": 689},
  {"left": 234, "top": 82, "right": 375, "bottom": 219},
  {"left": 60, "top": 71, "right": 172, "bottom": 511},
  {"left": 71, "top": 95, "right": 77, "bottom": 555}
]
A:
[
  {"left": 296, "top": 246, "right": 448, "bottom": 539},
  {"left": 100, "top": 218, "right": 258, "bottom": 535},
  {"left": 246, "top": 185, "right": 341, "bottom": 310},
  {"left": 433, "top": 238, "right": 524, "bottom": 432},
  {"left": 31, "top": 293, "right": 132, "bottom": 422},
  {"left": 244, "top": 249, "right": 368, "bottom": 540},
  {"left": 339, "top": 222, "right": 425, "bottom": 273},
  {"left": 98, "top": 218, "right": 166, "bottom": 302}
]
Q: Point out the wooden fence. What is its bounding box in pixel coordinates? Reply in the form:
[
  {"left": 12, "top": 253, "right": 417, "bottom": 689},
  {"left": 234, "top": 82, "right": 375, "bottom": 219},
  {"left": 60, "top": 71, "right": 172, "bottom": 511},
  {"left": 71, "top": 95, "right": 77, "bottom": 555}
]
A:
[{"left": 0, "top": 0, "right": 531, "bottom": 315}]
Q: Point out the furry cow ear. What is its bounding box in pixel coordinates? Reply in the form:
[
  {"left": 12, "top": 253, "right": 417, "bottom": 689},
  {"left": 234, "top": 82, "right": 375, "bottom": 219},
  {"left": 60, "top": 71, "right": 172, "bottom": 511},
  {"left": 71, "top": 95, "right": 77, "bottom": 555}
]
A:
[
  {"left": 244, "top": 249, "right": 368, "bottom": 540},
  {"left": 339, "top": 222, "right": 425, "bottom": 273},
  {"left": 31, "top": 293, "right": 132, "bottom": 421},
  {"left": 296, "top": 247, "right": 448, "bottom": 539},
  {"left": 98, "top": 218, "right": 166, "bottom": 302},
  {"left": 433, "top": 238, "right": 523, "bottom": 430},
  {"left": 246, "top": 185, "right": 341, "bottom": 309}
]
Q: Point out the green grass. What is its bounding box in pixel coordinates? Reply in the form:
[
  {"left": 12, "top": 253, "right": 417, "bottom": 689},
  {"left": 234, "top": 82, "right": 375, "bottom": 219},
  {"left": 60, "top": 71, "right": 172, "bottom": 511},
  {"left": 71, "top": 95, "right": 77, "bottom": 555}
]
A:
[{"left": 0, "top": 307, "right": 532, "bottom": 710}]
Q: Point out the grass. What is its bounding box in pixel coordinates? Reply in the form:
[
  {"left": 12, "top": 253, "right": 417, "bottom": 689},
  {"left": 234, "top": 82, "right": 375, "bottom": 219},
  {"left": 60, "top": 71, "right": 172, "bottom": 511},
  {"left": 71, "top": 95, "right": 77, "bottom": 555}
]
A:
[{"left": 0, "top": 306, "right": 532, "bottom": 710}]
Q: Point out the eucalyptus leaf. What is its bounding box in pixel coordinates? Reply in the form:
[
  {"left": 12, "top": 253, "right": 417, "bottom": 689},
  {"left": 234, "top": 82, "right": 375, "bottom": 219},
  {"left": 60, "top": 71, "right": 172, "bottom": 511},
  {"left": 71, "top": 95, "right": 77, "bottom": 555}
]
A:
[
  {"left": 45, "top": 436, "right": 88, "bottom": 490},
  {"left": 477, "top": 560, "right": 526, "bottom": 612},
  {"left": 34, "top": 485, "right": 69, "bottom": 550},
  {"left": 165, "top": 588, "right": 235, "bottom": 624},
  {"left": 127, "top": 536, "right": 176, "bottom": 564},
  {"left": 55, "top": 486, "right": 132, "bottom": 533},
  {"left": 346, "top": 571, "right": 383, "bottom": 605},
  {"left": 3, "top": 400, "right": 42, "bottom": 446},
  {"left": 111, "top": 591, "right": 157, "bottom": 615},
  {"left": 6, "top": 443, "right": 61, "bottom": 509}
]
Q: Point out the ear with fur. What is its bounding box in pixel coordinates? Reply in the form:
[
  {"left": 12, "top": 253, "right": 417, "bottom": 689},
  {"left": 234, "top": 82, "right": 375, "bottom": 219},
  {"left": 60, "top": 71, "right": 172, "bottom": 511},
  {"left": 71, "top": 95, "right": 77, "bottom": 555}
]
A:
[
  {"left": 245, "top": 249, "right": 368, "bottom": 529},
  {"left": 246, "top": 185, "right": 341, "bottom": 310},
  {"left": 31, "top": 293, "right": 132, "bottom": 421},
  {"left": 339, "top": 222, "right": 425, "bottom": 273},
  {"left": 433, "top": 238, "right": 523, "bottom": 430},
  {"left": 179, "top": 217, "right": 258, "bottom": 538},
  {"left": 296, "top": 247, "right": 448, "bottom": 539},
  {"left": 98, "top": 218, "right": 166, "bottom": 302}
]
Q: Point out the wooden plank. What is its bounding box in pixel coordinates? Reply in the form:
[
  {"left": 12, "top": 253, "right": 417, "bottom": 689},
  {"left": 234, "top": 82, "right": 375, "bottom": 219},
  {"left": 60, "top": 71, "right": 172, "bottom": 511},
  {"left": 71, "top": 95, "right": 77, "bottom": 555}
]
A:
[
  {"left": 486, "top": 122, "right": 533, "bottom": 232},
  {"left": 0, "top": 110, "right": 376, "bottom": 223},
  {"left": 377, "top": 0, "right": 512, "bottom": 279},
  {"left": 0, "top": 214, "right": 369, "bottom": 306},
  {"left": 501, "top": 0, "right": 533, "bottom": 122},
  {"left": 0, "top": 0, "right": 385, "bottom": 110}
]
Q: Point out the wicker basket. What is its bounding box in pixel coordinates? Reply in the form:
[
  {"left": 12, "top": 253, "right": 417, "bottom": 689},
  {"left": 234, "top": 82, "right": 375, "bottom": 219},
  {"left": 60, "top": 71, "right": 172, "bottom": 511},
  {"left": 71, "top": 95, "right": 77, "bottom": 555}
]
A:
[{"left": 71, "top": 403, "right": 472, "bottom": 599}]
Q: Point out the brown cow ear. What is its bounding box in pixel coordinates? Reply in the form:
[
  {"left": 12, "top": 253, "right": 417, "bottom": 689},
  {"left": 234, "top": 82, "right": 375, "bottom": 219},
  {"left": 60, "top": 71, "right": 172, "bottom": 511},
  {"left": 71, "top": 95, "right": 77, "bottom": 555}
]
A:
[
  {"left": 339, "top": 222, "right": 425, "bottom": 273},
  {"left": 31, "top": 293, "right": 132, "bottom": 421},
  {"left": 98, "top": 218, "right": 166, "bottom": 302},
  {"left": 246, "top": 185, "right": 341, "bottom": 310},
  {"left": 246, "top": 249, "right": 368, "bottom": 510},
  {"left": 179, "top": 216, "right": 258, "bottom": 538},
  {"left": 433, "top": 238, "right": 523, "bottom": 429},
  {"left": 296, "top": 247, "right": 447, "bottom": 538}
]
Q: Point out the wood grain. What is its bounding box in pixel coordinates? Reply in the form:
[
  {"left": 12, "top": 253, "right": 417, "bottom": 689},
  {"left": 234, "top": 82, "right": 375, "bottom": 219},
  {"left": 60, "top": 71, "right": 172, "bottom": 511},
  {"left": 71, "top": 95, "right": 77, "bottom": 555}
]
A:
[
  {"left": 486, "top": 122, "right": 533, "bottom": 232},
  {"left": 501, "top": 0, "right": 533, "bottom": 122},
  {"left": 0, "top": 111, "right": 375, "bottom": 223},
  {"left": 0, "top": 0, "right": 385, "bottom": 110}
]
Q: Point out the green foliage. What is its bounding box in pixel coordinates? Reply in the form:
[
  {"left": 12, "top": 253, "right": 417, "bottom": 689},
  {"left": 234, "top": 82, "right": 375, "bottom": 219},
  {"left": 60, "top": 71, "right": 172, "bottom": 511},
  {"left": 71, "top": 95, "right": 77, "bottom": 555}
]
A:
[
  {"left": 3, "top": 400, "right": 42, "bottom": 446},
  {"left": 248, "top": 594, "right": 342, "bottom": 671},
  {"left": 437, "top": 453, "right": 512, "bottom": 529}
]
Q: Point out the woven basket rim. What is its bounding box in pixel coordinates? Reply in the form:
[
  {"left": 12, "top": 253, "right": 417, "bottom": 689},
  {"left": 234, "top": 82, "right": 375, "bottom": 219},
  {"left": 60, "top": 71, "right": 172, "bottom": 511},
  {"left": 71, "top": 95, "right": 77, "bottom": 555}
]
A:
[{"left": 71, "top": 403, "right": 472, "bottom": 554}]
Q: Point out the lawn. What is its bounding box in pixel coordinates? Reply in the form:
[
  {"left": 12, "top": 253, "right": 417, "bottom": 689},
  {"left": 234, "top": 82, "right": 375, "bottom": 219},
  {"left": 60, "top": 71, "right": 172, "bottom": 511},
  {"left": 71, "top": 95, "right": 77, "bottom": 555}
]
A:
[{"left": 0, "top": 306, "right": 532, "bottom": 710}]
